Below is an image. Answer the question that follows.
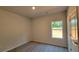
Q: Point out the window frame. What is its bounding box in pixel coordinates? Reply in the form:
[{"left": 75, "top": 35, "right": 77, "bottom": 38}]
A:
[
  {"left": 51, "top": 20, "right": 64, "bottom": 39},
  {"left": 70, "top": 16, "right": 78, "bottom": 40}
]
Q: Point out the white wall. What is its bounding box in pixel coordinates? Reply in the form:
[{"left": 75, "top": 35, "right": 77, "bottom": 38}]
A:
[
  {"left": 32, "top": 12, "right": 67, "bottom": 47},
  {"left": 0, "top": 9, "right": 32, "bottom": 51}
]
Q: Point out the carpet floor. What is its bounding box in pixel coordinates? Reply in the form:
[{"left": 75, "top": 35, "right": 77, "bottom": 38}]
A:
[{"left": 9, "top": 42, "right": 68, "bottom": 52}]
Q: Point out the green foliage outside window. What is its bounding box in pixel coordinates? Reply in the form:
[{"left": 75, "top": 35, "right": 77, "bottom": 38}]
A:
[{"left": 51, "top": 21, "right": 62, "bottom": 29}]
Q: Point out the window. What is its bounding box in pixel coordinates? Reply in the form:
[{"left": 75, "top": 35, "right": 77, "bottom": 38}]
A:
[
  {"left": 70, "top": 17, "right": 78, "bottom": 40},
  {"left": 51, "top": 20, "right": 63, "bottom": 39}
]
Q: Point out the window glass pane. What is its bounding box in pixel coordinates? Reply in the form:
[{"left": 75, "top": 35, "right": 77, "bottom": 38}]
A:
[
  {"left": 70, "top": 17, "right": 78, "bottom": 40},
  {"left": 51, "top": 21, "right": 63, "bottom": 39}
]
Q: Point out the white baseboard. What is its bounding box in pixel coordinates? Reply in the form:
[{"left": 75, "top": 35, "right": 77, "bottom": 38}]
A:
[{"left": 3, "top": 41, "right": 30, "bottom": 52}]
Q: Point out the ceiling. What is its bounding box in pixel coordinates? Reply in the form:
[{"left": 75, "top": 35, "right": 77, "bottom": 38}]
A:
[{"left": 0, "top": 6, "right": 68, "bottom": 18}]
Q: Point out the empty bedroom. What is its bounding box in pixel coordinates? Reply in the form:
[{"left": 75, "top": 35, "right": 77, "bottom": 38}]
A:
[{"left": 0, "top": 6, "right": 78, "bottom": 52}]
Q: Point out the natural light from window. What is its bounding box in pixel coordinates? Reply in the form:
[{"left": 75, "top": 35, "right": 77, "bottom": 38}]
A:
[{"left": 51, "top": 20, "right": 63, "bottom": 39}]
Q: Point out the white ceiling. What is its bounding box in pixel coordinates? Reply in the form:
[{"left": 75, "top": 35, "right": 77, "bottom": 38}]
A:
[{"left": 0, "top": 6, "right": 67, "bottom": 18}]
